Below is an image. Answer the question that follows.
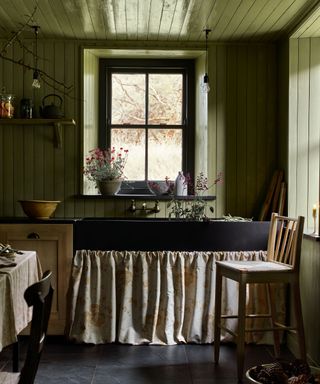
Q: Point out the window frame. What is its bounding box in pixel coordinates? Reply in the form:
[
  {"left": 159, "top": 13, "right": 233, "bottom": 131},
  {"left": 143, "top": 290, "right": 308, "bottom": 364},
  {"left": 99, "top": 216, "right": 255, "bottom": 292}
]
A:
[{"left": 98, "top": 58, "right": 195, "bottom": 181}]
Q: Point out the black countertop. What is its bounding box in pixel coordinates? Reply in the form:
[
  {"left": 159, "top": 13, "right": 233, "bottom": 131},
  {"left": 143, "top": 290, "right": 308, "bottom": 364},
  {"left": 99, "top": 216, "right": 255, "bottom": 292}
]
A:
[
  {"left": 74, "top": 219, "right": 270, "bottom": 252},
  {"left": 0, "top": 217, "right": 271, "bottom": 252}
]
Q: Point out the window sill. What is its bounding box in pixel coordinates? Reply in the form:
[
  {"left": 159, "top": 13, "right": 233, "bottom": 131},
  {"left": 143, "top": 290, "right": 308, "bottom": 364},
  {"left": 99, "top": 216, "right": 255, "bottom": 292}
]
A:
[
  {"left": 303, "top": 231, "right": 320, "bottom": 241},
  {"left": 76, "top": 194, "right": 216, "bottom": 201}
]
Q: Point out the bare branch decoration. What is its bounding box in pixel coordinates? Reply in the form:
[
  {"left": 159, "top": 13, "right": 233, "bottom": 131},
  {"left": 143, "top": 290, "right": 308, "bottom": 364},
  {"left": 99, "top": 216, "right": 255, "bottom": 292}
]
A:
[
  {"left": 0, "top": 4, "right": 38, "bottom": 54},
  {"left": 0, "top": 3, "right": 74, "bottom": 96}
]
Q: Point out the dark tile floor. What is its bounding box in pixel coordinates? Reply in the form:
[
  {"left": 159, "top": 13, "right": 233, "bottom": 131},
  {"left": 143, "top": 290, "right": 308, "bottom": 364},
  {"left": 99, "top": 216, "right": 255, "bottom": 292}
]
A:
[{"left": 0, "top": 337, "right": 294, "bottom": 383}]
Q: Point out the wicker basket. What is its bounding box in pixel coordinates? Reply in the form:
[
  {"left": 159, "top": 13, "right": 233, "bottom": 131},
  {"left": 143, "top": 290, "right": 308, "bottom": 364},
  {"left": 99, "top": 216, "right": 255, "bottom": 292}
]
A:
[{"left": 246, "top": 363, "right": 320, "bottom": 384}]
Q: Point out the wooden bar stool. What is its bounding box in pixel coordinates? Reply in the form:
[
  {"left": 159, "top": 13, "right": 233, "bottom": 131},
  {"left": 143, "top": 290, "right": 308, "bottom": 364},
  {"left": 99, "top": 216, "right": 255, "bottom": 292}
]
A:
[{"left": 214, "top": 213, "right": 306, "bottom": 382}]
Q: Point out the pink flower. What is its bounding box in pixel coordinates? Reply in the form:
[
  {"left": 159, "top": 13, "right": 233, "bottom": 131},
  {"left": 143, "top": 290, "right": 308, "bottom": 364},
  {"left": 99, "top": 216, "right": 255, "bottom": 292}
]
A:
[{"left": 83, "top": 147, "right": 129, "bottom": 182}]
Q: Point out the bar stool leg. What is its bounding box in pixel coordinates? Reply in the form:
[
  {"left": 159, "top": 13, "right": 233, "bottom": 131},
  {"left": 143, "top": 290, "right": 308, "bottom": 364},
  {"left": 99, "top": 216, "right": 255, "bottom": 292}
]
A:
[
  {"left": 267, "top": 283, "right": 281, "bottom": 357},
  {"left": 292, "top": 281, "right": 306, "bottom": 360},
  {"left": 214, "top": 267, "right": 223, "bottom": 363},
  {"left": 237, "top": 280, "right": 246, "bottom": 383}
]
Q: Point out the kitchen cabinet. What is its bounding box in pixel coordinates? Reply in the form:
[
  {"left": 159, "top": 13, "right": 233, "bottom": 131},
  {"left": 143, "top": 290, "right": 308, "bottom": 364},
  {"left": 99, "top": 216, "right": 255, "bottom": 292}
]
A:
[{"left": 0, "top": 223, "right": 73, "bottom": 335}]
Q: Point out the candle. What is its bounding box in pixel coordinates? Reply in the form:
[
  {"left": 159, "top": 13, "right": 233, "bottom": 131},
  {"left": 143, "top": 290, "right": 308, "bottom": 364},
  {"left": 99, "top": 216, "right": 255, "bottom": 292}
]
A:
[{"left": 312, "top": 204, "right": 318, "bottom": 234}]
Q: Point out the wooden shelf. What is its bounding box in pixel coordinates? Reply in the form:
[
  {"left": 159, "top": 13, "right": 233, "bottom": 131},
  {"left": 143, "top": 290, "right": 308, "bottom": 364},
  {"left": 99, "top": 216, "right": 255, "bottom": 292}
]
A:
[{"left": 0, "top": 118, "right": 76, "bottom": 148}]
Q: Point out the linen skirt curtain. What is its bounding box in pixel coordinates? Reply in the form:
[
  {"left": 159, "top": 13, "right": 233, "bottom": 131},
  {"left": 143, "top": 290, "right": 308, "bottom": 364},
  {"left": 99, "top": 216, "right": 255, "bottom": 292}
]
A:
[{"left": 67, "top": 250, "right": 284, "bottom": 345}]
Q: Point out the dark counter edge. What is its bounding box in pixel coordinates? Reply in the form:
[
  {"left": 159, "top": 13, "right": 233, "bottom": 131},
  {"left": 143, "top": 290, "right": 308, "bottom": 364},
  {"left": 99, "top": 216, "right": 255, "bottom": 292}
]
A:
[
  {"left": 74, "top": 194, "right": 217, "bottom": 201},
  {"left": 0, "top": 216, "right": 229, "bottom": 223},
  {"left": 0, "top": 216, "right": 316, "bottom": 240},
  {"left": 0, "top": 217, "right": 77, "bottom": 224}
]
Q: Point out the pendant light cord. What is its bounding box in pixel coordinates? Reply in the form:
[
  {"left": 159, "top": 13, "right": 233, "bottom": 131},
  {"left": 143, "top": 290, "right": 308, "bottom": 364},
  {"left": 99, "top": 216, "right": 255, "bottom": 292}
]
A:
[
  {"left": 32, "top": 26, "right": 39, "bottom": 72},
  {"left": 31, "top": 25, "right": 41, "bottom": 88},
  {"left": 204, "top": 28, "right": 211, "bottom": 75}
]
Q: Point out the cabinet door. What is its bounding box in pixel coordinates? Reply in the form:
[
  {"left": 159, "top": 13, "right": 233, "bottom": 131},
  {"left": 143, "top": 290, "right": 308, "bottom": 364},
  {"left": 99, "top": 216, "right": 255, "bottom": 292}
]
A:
[{"left": 0, "top": 224, "right": 73, "bottom": 335}]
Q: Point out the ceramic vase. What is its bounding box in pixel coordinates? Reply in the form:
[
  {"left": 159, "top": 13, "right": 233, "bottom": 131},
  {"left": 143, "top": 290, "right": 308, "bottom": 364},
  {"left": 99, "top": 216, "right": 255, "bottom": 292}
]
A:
[
  {"left": 97, "top": 179, "right": 122, "bottom": 195},
  {"left": 174, "top": 171, "right": 187, "bottom": 196}
]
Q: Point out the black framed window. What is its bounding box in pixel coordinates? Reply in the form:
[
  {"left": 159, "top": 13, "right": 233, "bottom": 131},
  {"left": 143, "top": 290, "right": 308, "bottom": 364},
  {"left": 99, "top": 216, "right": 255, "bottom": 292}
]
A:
[{"left": 99, "top": 59, "right": 195, "bottom": 185}]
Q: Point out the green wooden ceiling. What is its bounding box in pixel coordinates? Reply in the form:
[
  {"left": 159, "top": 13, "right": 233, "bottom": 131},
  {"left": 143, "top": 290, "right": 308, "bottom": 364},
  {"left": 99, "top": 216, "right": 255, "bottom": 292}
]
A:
[{"left": 0, "top": 0, "right": 319, "bottom": 42}]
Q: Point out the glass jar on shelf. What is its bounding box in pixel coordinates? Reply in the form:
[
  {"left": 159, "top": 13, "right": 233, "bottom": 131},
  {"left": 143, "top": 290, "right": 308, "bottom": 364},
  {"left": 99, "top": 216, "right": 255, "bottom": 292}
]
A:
[
  {"left": 20, "top": 98, "right": 33, "bottom": 119},
  {"left": 0, "top": 93, "right": 15, "bottom": 118}
]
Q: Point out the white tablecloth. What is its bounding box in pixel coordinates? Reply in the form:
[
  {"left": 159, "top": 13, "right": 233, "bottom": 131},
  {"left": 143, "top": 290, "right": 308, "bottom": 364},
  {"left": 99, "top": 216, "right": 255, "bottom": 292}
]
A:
[
  {"left": 0, "top": 251, "right": 41, "bottom": 351},
  {"left": 66, "top": 250, "right": 286, "bottom": 345}
]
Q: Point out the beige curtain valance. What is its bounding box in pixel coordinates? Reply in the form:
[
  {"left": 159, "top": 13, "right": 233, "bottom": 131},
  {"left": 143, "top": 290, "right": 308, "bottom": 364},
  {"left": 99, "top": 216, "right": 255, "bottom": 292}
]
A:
[{"left": 67, "top": 250, "right": 284, "bottom": 345}]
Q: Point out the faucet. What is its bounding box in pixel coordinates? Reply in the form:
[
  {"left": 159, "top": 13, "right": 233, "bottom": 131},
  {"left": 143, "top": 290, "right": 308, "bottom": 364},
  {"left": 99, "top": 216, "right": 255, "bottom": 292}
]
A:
[{"left": 128, "top": 199, "right": 160, "bottom": 214}]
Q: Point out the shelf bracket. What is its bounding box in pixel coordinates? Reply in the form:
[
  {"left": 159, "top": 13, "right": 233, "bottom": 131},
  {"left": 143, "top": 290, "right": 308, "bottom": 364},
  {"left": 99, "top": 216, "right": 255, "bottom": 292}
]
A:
[
  {"left": 53, "top": 119, "right": 76, "bottom": 149},
  {"left": 54, "top": 122, "right": 62, "bottom": 149}
]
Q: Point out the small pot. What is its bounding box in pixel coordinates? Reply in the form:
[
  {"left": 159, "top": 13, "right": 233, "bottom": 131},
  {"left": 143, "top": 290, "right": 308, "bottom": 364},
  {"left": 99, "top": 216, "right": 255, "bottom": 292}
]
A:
[{"left": 97, "top": 180, "right": 122, "bottom": 195}]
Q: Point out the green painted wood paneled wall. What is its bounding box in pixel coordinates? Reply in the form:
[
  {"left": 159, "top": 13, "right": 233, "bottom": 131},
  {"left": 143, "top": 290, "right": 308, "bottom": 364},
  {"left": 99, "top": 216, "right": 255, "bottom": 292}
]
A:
[
  {"left": 211, "top": 44, "right": 277, "bottom": 218},
  {"left": 287, "top": 37, "right": 320, "bottom": 366},
  {"left": 0, "top": 40, "right": 278, "bottom": 219},
  {"left": 288, "top": 37, "right": 320, "bottom": 231}
]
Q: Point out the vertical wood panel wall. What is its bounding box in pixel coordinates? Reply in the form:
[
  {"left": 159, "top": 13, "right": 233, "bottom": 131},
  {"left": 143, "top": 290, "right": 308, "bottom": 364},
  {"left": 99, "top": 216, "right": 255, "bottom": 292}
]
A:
[
  {"left": 0, "top": 40, "right": 277, "bottom": 219},
  {"left": 288, "top": 37, "right": 320, "bottom": 230},
  {"left": 217, "top": 44, "right": 277, "bottom": 218}
]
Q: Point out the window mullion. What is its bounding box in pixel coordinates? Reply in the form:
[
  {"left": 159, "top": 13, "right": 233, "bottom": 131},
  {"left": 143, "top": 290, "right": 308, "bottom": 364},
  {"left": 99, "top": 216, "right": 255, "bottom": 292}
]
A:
[{"left": 145, "top": 73, "right": 149, "bottom": 180}]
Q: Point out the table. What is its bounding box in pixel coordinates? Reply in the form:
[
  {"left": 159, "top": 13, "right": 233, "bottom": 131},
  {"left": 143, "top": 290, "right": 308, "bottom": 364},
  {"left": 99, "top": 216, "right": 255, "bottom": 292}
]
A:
[
  {"left": 0, "top": 251, "right": 41, "bottom": 368},
  {"left": 67, "top": 250, "right": 284, "bottom": 345}
]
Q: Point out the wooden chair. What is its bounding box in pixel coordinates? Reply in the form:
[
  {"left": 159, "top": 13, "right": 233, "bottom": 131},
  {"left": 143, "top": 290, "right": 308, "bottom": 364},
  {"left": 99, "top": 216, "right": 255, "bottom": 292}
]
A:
[
  {"left": 214, "top": 213, "right": 306, "bottom": 382},
  {"left": 0, "top": 270, "right": 53, "bottom": 384}
]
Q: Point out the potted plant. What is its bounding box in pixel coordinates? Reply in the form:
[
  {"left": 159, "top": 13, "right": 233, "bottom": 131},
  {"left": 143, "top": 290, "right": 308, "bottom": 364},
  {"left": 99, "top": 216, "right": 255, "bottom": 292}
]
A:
[
  {"left": 83, "top": 147, "right": 129, "bottom": 195},
  {"left": 167, "top": 171, "right": 223, "bottom": 221}
]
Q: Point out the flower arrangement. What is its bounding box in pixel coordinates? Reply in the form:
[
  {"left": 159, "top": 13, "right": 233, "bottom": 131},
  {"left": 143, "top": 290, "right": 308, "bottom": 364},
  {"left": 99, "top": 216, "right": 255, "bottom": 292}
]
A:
[
  {"left": 83, "top": 147, "right": 129, "bottom": 182},
  {"left": 147, "top": 177, "right": 174, "bottom": 196},
  {"left": 167, "top": 171, "right": 223, "bottom": 221}
]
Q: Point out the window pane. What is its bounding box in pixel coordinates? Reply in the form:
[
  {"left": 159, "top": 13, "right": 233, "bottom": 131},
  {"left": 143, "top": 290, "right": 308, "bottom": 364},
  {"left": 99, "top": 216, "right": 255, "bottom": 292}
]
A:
[
  {"left": 111, "top": 128, "right": 145, "bottom": 180},
  {"left": 148, "top": 129, "right": 182, "bottom": 180},
  {"left": 148, "top": 74, "right": 183, "bottom": 125},
  {"left": 111, "top": 74, "right": 145, "bottom": 125}
]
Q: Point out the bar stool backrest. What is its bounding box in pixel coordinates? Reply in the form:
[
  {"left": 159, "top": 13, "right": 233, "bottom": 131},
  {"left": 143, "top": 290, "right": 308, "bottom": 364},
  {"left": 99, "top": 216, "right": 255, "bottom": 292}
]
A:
[{"left": 266, "top": 213, "right": 305, "bottom": 271}]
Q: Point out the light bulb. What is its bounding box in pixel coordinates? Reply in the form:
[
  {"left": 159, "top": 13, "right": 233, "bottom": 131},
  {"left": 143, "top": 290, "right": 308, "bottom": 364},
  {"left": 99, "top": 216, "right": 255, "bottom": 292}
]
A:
[
  {"left": 201, "top": 73, "right": 210, "bottom": 93},
  {"left": 32, "top": 78, "right": 41, "bottom": 89},
  {"left": 32, "top": 71, "right": 41, "bottom": 89}
]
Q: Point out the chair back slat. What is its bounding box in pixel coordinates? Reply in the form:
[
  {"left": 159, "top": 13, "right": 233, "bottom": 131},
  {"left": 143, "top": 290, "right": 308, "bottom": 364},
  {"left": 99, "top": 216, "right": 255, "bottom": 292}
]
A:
[
  {"left": 278, "top": 221, "right": 289, "bottom": 263},
  {"left": 274, "top": 220, "right": 284, "bottom": 262},
  {"left": 286, "top": 221, "right": 297, "bottom": 265},
  {"left": 278, "top": 220, "right": 294, "bottom": 264},
  {"left": 266, "top": 216, "right": 277, "bottom": 261},
  {"left": 267, "top": 213, "right": 304, "bottom": 270}
]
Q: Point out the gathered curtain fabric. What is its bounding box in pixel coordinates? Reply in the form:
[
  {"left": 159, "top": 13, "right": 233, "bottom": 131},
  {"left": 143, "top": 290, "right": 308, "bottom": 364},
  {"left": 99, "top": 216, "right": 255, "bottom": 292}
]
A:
[{"left": 66, "top": 250, "right": 284, "bottom": 345}]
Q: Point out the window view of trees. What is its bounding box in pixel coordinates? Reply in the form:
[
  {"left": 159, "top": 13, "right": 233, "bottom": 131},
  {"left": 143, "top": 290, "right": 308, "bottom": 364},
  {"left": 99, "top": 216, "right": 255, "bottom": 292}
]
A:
[{"left": 110, "top": 73, "right": 183, "bottom": 181}]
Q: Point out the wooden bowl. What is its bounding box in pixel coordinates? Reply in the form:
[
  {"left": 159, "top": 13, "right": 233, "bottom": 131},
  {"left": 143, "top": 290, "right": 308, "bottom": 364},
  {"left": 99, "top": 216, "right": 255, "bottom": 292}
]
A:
[{"left": 19, "top": 200, "right": 60, "bottom": 219}]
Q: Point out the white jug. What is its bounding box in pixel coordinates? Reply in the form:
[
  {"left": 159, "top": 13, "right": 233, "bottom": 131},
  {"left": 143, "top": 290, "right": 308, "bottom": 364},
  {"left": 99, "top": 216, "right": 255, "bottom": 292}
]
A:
[{"left": 174, "top": 171, "right": 187, "bottom": 196}]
